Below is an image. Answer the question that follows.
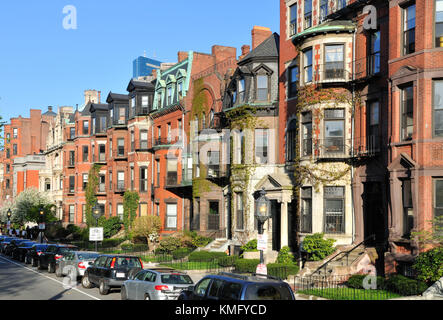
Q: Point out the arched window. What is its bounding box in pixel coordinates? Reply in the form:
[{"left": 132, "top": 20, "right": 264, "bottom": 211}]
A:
[
  {"left": 287, "top": 119, "right": 298, "bottom": 162},
  {"left": 210, "top": 109, "right": 214, "bottom": 126}
]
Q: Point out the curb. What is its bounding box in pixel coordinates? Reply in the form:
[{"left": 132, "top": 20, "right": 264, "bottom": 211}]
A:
[{"left": 294, "top": 293, "right": 328, "bottom": 300}]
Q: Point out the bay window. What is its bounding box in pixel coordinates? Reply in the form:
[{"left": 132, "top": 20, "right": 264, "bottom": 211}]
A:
[
  {"left": 433, "top": 80, "right": 443, "bottom": 137},
  {"left": 403, "top": 4, "right": 416, "bottom": 55}
]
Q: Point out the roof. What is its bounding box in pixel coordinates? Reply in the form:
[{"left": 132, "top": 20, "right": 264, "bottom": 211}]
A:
[
  {"left": 43, "top": 110, "right": 57, "bottom": 117},
  {"left": 239, "top": 33, "right": 279, "bottom": 64},
  {"left": 107, "top": 92, "right": 129, "bottom": 103},
  {"left": 292, "top": 20, "right": 356, "bottom": 44},
  {"left": 89, "top": 103, "right": 109, "bottom": 113},
  {"left": 127, "top": 79, "right": 155, "bottom": 92}
]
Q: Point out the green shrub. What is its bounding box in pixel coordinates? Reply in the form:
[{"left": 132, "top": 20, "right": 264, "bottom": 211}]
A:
[
  {"left": 188, "top": 251, "right": 228, "bottom": 262},
  {"left": 413, "top": 246, "right": 443, "bottom": 283},
  {"left": 98, "top": 216, "right": 123, "bottom": 238},
  {"left": 276, "top": 246, "right": 296, "bottom": 264},
  {"left": 267, "top": 263, "right": 299, "bottom": 280},
  {"left": 157, "top": 236, "right": 184, "bottom": 253},
  {"left": 302, "top": 233, "right": 336, "bottom": 261},
  {"left": 172, "top": 248, "right": 193, "bottom": 260},
  {"left": 102, "top": 238, "right": 126, "bottom": 248},
  {"left": 234, "top": 259, "right": 260, "bottom": 273},
  {"left": 218, "top": 256, "right": 239, "bottom": 267},
  {"left": 192, "top": 235, "right": 213, "bottom": 248},
  {"left": 385, "top": 275, "right": 428, "bottom": 296},
  {"left": 121, "top": 244, "right": 134, "bottom": 251},
  {"left": 346, "top": 275, "right": 386, "bottom": 290},
  {"left": 241, "top": 239, "right": 258, "bottom": 252}
]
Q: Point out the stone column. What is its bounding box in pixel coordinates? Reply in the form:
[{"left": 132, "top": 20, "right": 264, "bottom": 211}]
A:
[{"left": 280, "top": 201, "right": 288, "bottom": 248}]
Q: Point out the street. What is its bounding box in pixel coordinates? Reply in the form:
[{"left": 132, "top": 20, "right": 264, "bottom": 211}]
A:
[{"left": 0, "top": 255, "right": 120, "bottom": 300}]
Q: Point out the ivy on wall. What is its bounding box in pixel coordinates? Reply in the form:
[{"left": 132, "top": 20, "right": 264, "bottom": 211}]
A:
[
  {"left": 85, "top": 164, "right": 102, "bottom": 228},
  {"left": 123, "top": 190, "right": 140, "bottom": 237}
]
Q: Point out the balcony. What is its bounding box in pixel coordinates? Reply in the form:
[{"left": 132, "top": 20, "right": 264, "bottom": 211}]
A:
[
  {"left": 206, "top": 165, "right": 229, "bottom": 181},
  {"left": 164, "top": 172, "right": 192, "bottom": 189},
  {"left": 313, "top": 63, "right": 352, "bottom": 84},
  {"left": 149, "top": 137, "right": 180, "bottom": 151}
]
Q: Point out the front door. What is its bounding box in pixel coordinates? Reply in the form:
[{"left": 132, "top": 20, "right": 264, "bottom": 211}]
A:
[
  {"left": 363, "top": 182, "right": 385, "bottom": 245},
  {"left": 271, "top": 200, "right": 281, "bottom": 251}
]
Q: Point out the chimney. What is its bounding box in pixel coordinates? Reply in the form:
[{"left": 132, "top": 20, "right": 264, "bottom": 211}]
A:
[
  {"left": 98, "top": 91, "right": 101, "bottom": 104},
  {"left": 240, "top": 45, "right": 251, "bottom": 59},
  {"left": 178, "top": 51, "right": 189, "bottom": 62},
  {"left": 152, "top": 69, "right": 157, "bottom": 79},
  {"left": 252, "top": 26, "right": 272, "bottom": 50}
]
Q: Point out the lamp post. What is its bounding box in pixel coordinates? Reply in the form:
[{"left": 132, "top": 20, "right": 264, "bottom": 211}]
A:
[
  {"left": 255, "top": 188, "right": 271, "bottom": 266},
  {"left": 7, "top": 209, "right": 12, "bottom": 235},
  {"left": 92, "top": 204, "right": 103, "bottom": 252},
  {"left": 39, "top": 206, "right": 45, "bottom": 244}
]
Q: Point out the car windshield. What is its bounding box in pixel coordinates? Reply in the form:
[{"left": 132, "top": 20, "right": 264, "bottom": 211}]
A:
[
  {"left": 114, "top": 257, "right": 141, "bottom": 269},
  {"left": 161, "top": 274, "right": 193, "bottom": 285},
  {"left": 59, "top": 247, "right": 76, "bottom": 255},
  {"left": 78, "top": 253, "right": 99, "bottom": 260},
  {"left": 244, "top": 284, "right": 294, "bottom": 300}
]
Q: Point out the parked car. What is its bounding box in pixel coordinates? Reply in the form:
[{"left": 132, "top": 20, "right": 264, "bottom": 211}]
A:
[
  {"left": 56, "top": 251, "right": 99, "bottom": 279},
  {"left": 37, "top": 244, "right": 78, "bottom": 273},
  {"left": 81, "top": 255, "right": 144, "bottom": 295},
  {"left": 1, "top": 238, "right": 22, "bottom": 255},
  {"left": 11, "top": 241, "right": 36, "bottom": 261},
  {"left": 121, "top": 267, "right": 194, "bottom": 300},
  {"left": 26, "top": 244, "right": 49, "bottom": 266},
  {"left": 178, "top": 273, "right": 295, "bottom": 301},
  {"left": 0, "top": 237, "right": 18, "bottom": 254}
]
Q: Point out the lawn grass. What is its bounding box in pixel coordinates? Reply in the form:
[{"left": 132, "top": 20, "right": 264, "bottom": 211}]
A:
[
  {"left": 159, "top": 261, "right": 221, "bottom": 271},
  {"left": 298, "top": 288, "right": 402, "bottom": 300}
]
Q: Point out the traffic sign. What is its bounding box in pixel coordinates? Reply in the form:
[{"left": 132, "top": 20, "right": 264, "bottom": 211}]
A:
[
  {"left": 39, "top": 223, "right": 46, "bottom": 230},
  {"left": 256, "top": 263, "right": 267, "bottom": 276},
  {"left": 257, "top": 234, "right": 268, "bottom": 251},
  {"left": 89, "top": 227, "right": 104, "bottom": 241}
]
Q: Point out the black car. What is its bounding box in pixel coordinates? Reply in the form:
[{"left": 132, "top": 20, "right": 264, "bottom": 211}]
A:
[
  {"left": 0, "top": 237, "right": 18, "bottom": 254},
  {"left": 12, "top": 241, "right": 36, "bottom": 261},
  {"left": 3, "top": 239, "right": 27, "bottom": 256},
  {"left": 178, "top": 273, "right": 295, "bottom": 301},
  {"left": 26, "top": 244, "right": 49, "bottom": 266},
  {"left": 82, "top": 255, "right": 144, "bottom": 295},
  {"left": 37, "top": 244, "right": 78, "bottom": 273}
]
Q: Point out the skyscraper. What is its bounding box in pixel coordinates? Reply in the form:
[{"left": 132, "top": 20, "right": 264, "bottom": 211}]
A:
[{"left": 132, "top": 55, "right": 162, "bottom": 78}]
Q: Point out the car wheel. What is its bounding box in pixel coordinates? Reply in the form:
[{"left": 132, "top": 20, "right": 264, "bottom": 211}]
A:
[
  {"left": 99, "top": 280, "right": 109, "bottom": 296},
  {"left": 81, "top": 273, "right": 93, "bottom": 289},
  {"left": 144, "top": 294, "right": 151, "bottom": 301},
  {"left": 121, "top": 286, "right": 128, "bottom": 300},
  {"left": 48, "top": 263, "right": 55, "bottom": 273},
  {"left": 37, "top": 259, "right": 42, "bottom": 270},
  {"left": 55, "top": 265, "right": 62, "bottom": 277}
]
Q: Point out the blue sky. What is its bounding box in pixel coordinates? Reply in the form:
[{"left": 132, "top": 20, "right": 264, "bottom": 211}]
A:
[{"left": 0, "top": 1, "right": 279, "bottom": 122}]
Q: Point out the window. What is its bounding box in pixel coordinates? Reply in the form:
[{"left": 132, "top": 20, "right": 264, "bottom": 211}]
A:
[
  {"left": 167, "top": 86, "right": 173, "bottom": 105},
  {"left": 157, "top": 126, "right": 162, "bottom": 139},
  {"left": 236, "top": 192, "right": 244, "bottom": 230},
  {"left": 131, "top": 97, "right": 136, "bottom": 117},
  {"left": 325, "top": 44, "right": 344, "bottom": 79},
  {"left": 320, "top": 0, "right": 328, "bottom": 22},
  {"left": 433, "top": 80, "right": 443, "bottom": 137},
  {"left": 131, "top": 131, "right": 135, "bottom": 152},
  {"left": 130, "top": 167, "right": 134, "bottom": 190},
  {"left": 368, "top": 101, "right": 380, "bottom": 138},
  {"left": 208, "top": 201, "right": 220, "bottom": 230},
  {"left": 177, "top": 119, "right": 182, "bottom": 140},
  {"left": 288, "top": 65, "right": 299, "bottom": 98},
  {"left": 45, "top": 179, "right": 51, "bottom": 191},
  {"left": 82, "top": 174, "right": 88, "bottom": 191},
  {"left": 289, "top": 4, "right": 297, "bottom": 36},
  {"left": 83, "top": 146, "right": 89, "bottom": 162},
  {"left": 82, "top": 204, "right": 86, "bottom": 223},
  {"left": 69, "top": 205, "right": 75, "bottom": 223},
  {"left": 207, "top": 151, "right": 220, "bottom": 178},
  {"left": 109, "top": 171, "right": 113, "bottom": 190},
  {"left": 434, "top": 179, "right": 443, "bottom": 236},
  {"left": 234, "top": 131, "right": 245, "bottom": 165},
  {"left": 220, "top": 282, "right": 242, "bottom": 301},
  {"left": 13, "top": 144, "right": 17, "bottom": 156},
  {"left": 301, "top": 187, "right": 312, "bottom": 233},
  {"left": 69, "top": 176, "right": 75, "bottom": 193},
  {"left": 402, "top": 179, "right": 414, "bottom": 238},
  {"left": 202, "top": 112, "right": 206, "bottom": 130},
  {"left": 109, "top": 203, "right": 112, "bottom": 217},
  {"left": 166, "top": 203, "right": 177, "bottom": 229},
  {"left": 194, "top": 278, "right": 212, "bottom": 298},
  {"left": 208, "top": 279, "right": 224, "bottom": 298},
  {"left": 6, "top": 179, "right": 10, "bottom": 189},
  {"left": 238, "top": 79, "right": 245, "bottom": 103},
  {"left": 140, "top": 130, "right": 148, "bottom": 149},
  {"left": 401, "top": 84, "right": 414, "bottom": 140},
  {"left": 304, "top": 48, "right": 313, "bottom": 83},
  {"left": 99, "top": 144, "right": 106, "bottom": 162},
  {"left": 117, "top": 171, "right": 125, "bottom": 191},
  {"left": 6, "top": 133, "right": 10, "bottom": 142},
  {"left": 436, "top": 0, "right": 443, "bottom": 47},
  {"left": 256, "top": 75, "right": 269, "bottom": 101},
  {"left": 324, "top": 109, "right": 345, "bottom": 153},
  {"left": 6, "top": 164, "right": 10, "bottom": 173},
  {"left": 304, "top": 0, "right": 312, "bottom": 29},
  {"left": 141, "top": 96, "right": 149, "bottom": 114},
  {"left": 166, "top": 159, "right": 178, "bottom": 186},
  {"left": 82, "top": 121, "right": 89, "bottom": 135},
  {"left": 156, "top": 91, "right": 162, "bottom": 109},
  {"left": 302, "top": 112, "right": 313, "bottom": 156},
  {"left": 156, "top": 159, "right": 160, "bottom": 187},
  {"left": 140, "top": 167, "right": 148, "bottom": 192},
  {"left": 369, "top": 31, "right": 381, "bottom": 75},
  {"left": 118, "top": 107, "right": 126, "bottom": 124},
  {"left": 324, "top": 186, "right": 345, "bottom": 234},
  {"left": 99, "top": 175, "right": 105, "bottom": 193},
  {"left": 117, "top": 204, "right": 124, "bottom": 221},
  {"left": 6, "top": 149, "right": 10, "bottom": 159},
  {"left": 167, "top": 123, "right": 172, "bottom": 143},
  {"left": 13, "top": 128, "right": 18, "bottom": 139},
  {"left": 403, "top": 4, "right": 416, "bottom": 55},
  {"left": 117, "top": 138, "right": 125, "bottom": 157},
  {"left": 287, "top": 120, "right": 297, "bottom": 162},
  {"left": 255, "top": 129, "right": 269, "bottom": 164},
  {"left": 177, "top": 82, "right": 183, "bottom": 100},
  {"left": 69, "top": 151, "right": 75, "bottom": 166},
  {"left": 109, "top": 138, "right": 113, "bottom": 158}
]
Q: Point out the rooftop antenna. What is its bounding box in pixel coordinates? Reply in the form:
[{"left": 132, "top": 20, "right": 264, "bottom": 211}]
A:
[
  {"left": 153, "top": 51, "right": 157, "bottom": 59},
  {"left": 144, "top": 50, "right": 147, "bottom": 58}
]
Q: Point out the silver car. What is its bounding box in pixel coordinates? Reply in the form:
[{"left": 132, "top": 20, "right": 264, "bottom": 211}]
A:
[
  {"left": 121, "top": 268, "right": 194, "bottom": 300},
  {"left": 55, "top": 251, "right": 99, "bottom": 279}
]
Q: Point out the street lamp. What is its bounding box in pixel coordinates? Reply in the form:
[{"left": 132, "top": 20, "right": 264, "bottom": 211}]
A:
[
  {"left": 7, "top": 209, "right": 12, "bottom": 235},
  {"left": 255, "top": 188, "right": 271, "bottom": 265},
  {"left": 39, "top": 206, "right": 45, "bottom": 244},
  {"left": 92, "top": 204, "right": 103, "bottom": 252}
]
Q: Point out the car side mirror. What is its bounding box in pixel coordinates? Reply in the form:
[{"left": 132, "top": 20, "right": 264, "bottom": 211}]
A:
[{"left": 187, "top": 286, "right": 194, "bottom": 292}]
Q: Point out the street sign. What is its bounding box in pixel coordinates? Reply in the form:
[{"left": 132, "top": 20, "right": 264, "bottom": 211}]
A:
[
  {"left": 256, "top": 263, "right": 267, "bottom": 276},
  {"left": 257, "top": 234, "right": 268, "bottom": 251},
  {"left": 39, "top": 223, "right": 46, "bottom": 230},
  {"left": 89, "top": 227, "right": 104, "bottom": 242}
]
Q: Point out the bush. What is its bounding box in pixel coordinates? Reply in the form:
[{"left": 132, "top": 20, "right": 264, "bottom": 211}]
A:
[
  {"left": 98, "top": 216, "right": 123, "bottom": 238},
  {"left": 156, "top": 236, "right": 184, "bottom": 254},
  {"left": 102, "top": 238, "right": 126, "bottom": 248},
  {"left": 346, "top": 275, "right": 386, "bottom": 290},
  {"left": 385, "top": 275, "right": 428, "bottom": 296},
  {"left": 276, "top": 246, "right": 296, "bottom": 264},
  {"left": 172, "top": 248, "right": 193, "bottom": 260},
  {"left": 120, "top": 243, "right": 148, "bottom": 252},
  {"left": 267, "top": 263, "right": 299, "bottom": 280},
  {"left": 188, "top": 251, "right": 228, "bottom": 262},
  {"left": 121, "top": 244, "right": 134, "bottom": 251},
  {"left": 302, "top": 233, "right": 336, "bottom": 261},
  {"left": 241, "top": 239, "right": 258, "bottom": 252},
  {"left": 234, "top": 259, "right": 260, "bottom": 273},
  {"left": 192, "top": 235, "right": 213, "bottom": 248},
  {"left": 218, "top": 256, "right": 239, "bottom": 267},
  {"left": 413, "top": 246, "right": 443, "bottom": 283}
]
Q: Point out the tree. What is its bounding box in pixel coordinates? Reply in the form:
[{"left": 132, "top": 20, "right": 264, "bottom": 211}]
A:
[
  {"left": 131, "top": 216, "right": 161, "bottom": 251},
  {"left": 412, "top": 216, "right": 443, "bottom": 250},
  {"left": 123, "top": 191, "right": 140, "bottom": 236},
  {"left": 8, "top": 188, "right": 53, "bottom": 225},
  {"left": 85, "top": 164, "right": 102, "bottom": 227},
  {"left": 27, "top": 203, "right": 57, "bottom": 224}
]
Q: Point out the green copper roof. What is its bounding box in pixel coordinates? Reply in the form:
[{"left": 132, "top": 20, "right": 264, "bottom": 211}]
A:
[{"left": 292, "top": 20, "right": 356, "bottom": 44}]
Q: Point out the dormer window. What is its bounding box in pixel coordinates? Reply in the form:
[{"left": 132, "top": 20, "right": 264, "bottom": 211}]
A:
[
  {"left": 131, "top": 97, "right": 136, "bottom": 116},
  {"left": 141, "top": 96, "right": 149, "bottom": 114},
  {"left": 178, "top": 81, "right": 183, "bottom": 100},
  {"left": 157, "top": 91, "right": 163, "bottom": 109},
  {"left": 238, "top": 79, "right": 245, "bottom": 103},
  {"left": 167, "top": 86, "right": 173, "bottom": 105},
  {"left": 256, "top": 75, "right": 269, "bottom": 101}
]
